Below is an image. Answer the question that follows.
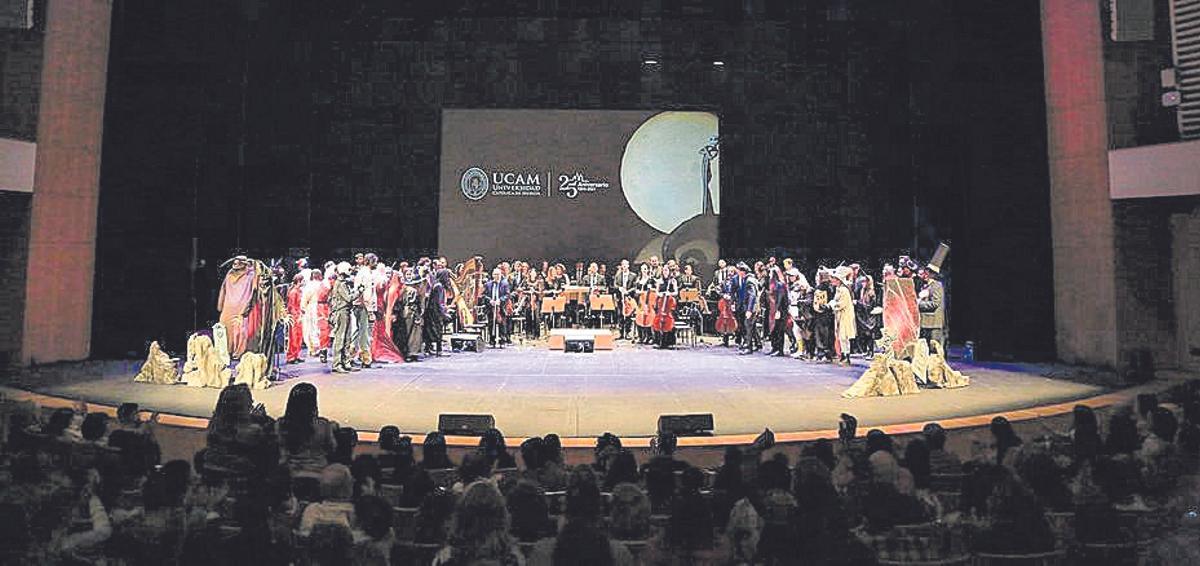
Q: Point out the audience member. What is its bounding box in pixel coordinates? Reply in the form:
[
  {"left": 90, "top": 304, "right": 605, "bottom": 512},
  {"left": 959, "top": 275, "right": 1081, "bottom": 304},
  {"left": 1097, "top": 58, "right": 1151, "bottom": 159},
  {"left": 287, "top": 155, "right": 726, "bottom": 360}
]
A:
[
  {"left": 507, "top": 480, "right": 553, "bottom": 543},
  {"left": 297, "top": 464, "right": 356, "bottom": 537},
  {"left": 422, "top": 431, "right": 455, "bottom": 470},
  {"left": 608, "top": 482, "right": 650, "bottom": 541},
  {"left": 276, "top": 383, "right": 338, "bottom": 478},
  {"left": 922, "top": 423, "right": 962, "bottom": 475},
  {"left": 479, "top": 428, "right": 518, "bottom": 470},
  {"left": 602, "top": 450, "right": 639, "bottom": 492},
  {"left": 433, "top": 480, "right": 524, "bottom": 565}
]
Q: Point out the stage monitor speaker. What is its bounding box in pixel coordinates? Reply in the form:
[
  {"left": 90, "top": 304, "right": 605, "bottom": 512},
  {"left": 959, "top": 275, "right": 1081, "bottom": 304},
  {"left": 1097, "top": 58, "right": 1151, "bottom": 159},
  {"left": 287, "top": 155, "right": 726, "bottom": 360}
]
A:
[
  {"left": 449, "top": 333, "right": 483, "bottom": 352},
  {"left": 564, "top": 338, "right": 595, "bottom": 353},
  {"left": 658, "top": 413, "right": 714, "bottom": 437},
  {"left": 438, "top": 414, "right": 495, "bottom": 436}
]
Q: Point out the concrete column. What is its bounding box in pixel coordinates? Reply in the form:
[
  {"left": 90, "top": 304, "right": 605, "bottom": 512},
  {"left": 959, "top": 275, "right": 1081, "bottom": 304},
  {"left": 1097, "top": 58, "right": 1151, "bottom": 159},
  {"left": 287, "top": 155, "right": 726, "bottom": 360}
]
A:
[
  {"left": 21, "top": 0, "right": 113, "bottom": 364},
  {"left": 1040, "top": 0, "right": 1119, "bottom": 367}
]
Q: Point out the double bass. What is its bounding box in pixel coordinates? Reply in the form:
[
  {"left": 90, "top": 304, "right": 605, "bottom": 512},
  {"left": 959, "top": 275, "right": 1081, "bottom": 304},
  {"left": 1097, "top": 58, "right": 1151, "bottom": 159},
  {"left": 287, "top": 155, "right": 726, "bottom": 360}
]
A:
[{"left": 715, "top": 296, "right": 738, "bottom": 335}]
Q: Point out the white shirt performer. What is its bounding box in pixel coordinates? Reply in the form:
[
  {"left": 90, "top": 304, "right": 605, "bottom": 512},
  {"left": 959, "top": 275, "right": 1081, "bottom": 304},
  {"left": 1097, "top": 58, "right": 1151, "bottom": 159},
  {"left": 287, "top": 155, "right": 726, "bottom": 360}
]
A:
[{"left": 351, "top": 253, "right": 378, "bottom": 367}]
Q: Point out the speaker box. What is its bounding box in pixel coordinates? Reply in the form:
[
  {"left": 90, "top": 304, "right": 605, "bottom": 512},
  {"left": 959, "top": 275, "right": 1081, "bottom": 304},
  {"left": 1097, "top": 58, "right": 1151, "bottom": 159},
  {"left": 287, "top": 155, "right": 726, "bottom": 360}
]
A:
[
  {"left": 449, "top": 333, "right": 483, "bottom": 352},
  {"left": 564, "top": 338, "right": 595, "bottom": 353},
  {"left": 438, "top": 414, "right": 495, "bottom": 436},
  {"left": 657, "top": 413, "right": 715, "bottom": 437}
]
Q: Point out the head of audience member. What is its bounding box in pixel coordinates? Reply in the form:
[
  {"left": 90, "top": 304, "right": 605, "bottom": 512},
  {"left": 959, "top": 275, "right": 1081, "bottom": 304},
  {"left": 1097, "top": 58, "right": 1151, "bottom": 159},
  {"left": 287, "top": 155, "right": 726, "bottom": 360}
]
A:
[
  {"left": 922, "top": 422, "right": 947, "bottom": 450},
  {"left": 422, "top": 431, "right": 453, "bottom": 469},
  {"left": 593, "top": 432, "right": 622, "bottom": 472},
  {"left": 351, "top": 454, "right": 382, "bottom": 498},
  {"left": 603, "top": 450, "right": 639, "bottom": 492},
  {"left": 332, "top": 427, "right": 357, "bottom": 466},
  {"left": 506, "top": 480, "right": 550, "bottom": 543},
  {"left": 839, "top": 413, "right": 858, "bottom": 446},
  {"left": 379, "top": 425, "right": 401, "bottom": 452},
  {"left": 608, "top": 482, "right": 651, "bottom": 541},
  {"left": 758, "top": 457, "right": 791, "bottom": 493},
  {"left": 808, "top": 438, "right": 837, "bottom": 471},
  {"left": 713, "top": 446, "right": 745, "bottom": 493},
  {"left": 520, "top": 437, "right": 545, "bottom": 471},
  {"left": 990, "top": 416, "right": 1022, "bottom": 464},
  {"left": 1150, "top": 406, "right": 1179, "bottom": 442},
  {"left": 354, "top": 495, "right": 394, "bottom": 542},
  {"left": 448, "top": 481, "right": 514, "bottom": 561},
  {"left": 1136, "top": 393, "right": 1158, "bottom": 421},
  {"left": 319, "top": 463, "right": 354, "bottom": 502},
  {"left": 865, "top": 429, "right": 893, "bottom": 456},
  {"left": 654, "top": 430, "right": 678, "bottom": 458},
  {"left": 1016, "top": 452, "right": 1072, "bottom": 511},
  {"left": 868, "top": 450, "right": 912, "bottom": 495},
  {"left": 282, "top": 382, "right": 320, "bottom": 451},
  {"left": 478, "top": 428, "right": 511, "bottom": 468},
  {"left": 552, "top": 517, "right": 615, "bottom": 566},
  {"left": 452, "top": 453, "right": 495, "bottom": 492},
  {"left": 400, "top": 468, "right": 435, "bottom": 508},
  {"left": 1106, "top": 412, "right": 1140, "bottom": 456},
  {"left": 209, "top": 384, "right": 254, "bottom": 437},
  {"left": 902, "top": 438, "right": 932, "bottom": 490},
  {"left": 1071, "top": 405, "right": 1102, "bottom": 461},
  {"left": 117, "top": 403, "right": 141, "bottom": 427},
  {"left": 542, "top": 434, "right": 564, "bottom": 464},
  {"left": 724, "top": 498, "right": 764, "bottom": 563},
  {"left": 44, "top": 407, "right": 74, "bottom": 437},
  {"left": 80, "top": 412, "right": 109, "bottom": 442},
  {"left": 563, "top": 466, "right": 603, "bottom": 522}
]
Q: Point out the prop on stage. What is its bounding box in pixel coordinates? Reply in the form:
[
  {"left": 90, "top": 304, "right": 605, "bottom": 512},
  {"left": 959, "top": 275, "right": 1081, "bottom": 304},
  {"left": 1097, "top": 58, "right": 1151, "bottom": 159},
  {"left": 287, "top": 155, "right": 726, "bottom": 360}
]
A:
[
  {"left": 233, "top": 352, "right": 271, "bottom": 390},
  {"left": 882, "top": 277, "right": 919, "bottom": 357},
  {"left": 133, "top": 341, "right": 179, "bottom": 384},
  {"left": 842, "top": 339, "right": 968, "bottom": 398},
  {"left": 182, "top": 334, "right": 231, "bottom": 388}
]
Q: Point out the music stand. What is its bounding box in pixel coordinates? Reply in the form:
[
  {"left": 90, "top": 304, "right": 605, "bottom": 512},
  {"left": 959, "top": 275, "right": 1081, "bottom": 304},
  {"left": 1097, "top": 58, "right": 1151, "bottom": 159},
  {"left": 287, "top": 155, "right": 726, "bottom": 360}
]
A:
[{"left": 590, "top": 294, "right": 615, "bottom": 328}]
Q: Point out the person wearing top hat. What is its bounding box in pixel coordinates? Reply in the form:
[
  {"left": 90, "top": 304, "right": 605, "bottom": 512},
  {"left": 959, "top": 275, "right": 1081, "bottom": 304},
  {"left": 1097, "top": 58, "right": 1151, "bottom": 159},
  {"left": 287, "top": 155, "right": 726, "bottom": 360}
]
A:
[
  {"left": 917, "top": 266, "right": 945, "bottom": 346},
  {"left": 330, "top": 262, "right": 363, "bottom": 373},
  {"left": 829, "top": 266, "right": 857, "bottom": 366}
]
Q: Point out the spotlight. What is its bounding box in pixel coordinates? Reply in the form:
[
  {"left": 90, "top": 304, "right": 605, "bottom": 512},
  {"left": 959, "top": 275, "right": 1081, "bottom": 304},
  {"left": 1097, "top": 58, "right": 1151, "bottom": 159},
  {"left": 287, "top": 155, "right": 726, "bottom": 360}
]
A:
[{"left": 712, "top": 60, "right": 725, "bottom": 67}]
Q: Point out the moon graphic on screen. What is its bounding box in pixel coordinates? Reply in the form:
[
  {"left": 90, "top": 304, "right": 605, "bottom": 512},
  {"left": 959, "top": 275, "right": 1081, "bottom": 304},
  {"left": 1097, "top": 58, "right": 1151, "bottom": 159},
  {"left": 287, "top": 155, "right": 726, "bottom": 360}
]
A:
[{"left": 620, "top": 112, "right": 720, "bottom": 234}]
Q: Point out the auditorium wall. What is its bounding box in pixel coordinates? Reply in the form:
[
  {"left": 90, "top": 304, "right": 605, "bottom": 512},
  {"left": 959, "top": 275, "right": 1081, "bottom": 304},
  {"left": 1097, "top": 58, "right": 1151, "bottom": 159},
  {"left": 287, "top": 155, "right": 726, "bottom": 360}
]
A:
[{"left": 92, "top": 0, "right": 1055, "bottom": 360}]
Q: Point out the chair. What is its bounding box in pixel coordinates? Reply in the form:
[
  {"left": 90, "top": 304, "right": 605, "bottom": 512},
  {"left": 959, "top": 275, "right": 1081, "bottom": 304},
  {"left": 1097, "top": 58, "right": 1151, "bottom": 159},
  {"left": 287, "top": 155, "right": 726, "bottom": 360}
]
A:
[
  {"left": 379, "top": 483, "right": 404, "bottom": 507},
  {"left": 393, "top": 541, "right": 443, "bottom": 566},
  {"left": 877, "top": 557, "right": 971, "bottom": 566},
  {"left": 428, "top": 468, "right": 458, "bottom": 489},
  {"left": 544, "top": 490, "right": 567, "bottom": 515},
  {"left": 675, "top": 323, "right": 695, "bottom": 347},
  {"left": 494, "top": 467, "right": 520, "bottom": 485},
  {"left": 393, "top": 507, "right": 419, "bottom": 542},
  {"left": 971, "top": 549, "right": 1065, "bottom": 566},
  {"left": 929, "top": 473, "right": 966, "bottom": 493},
  {"left": 649, "top": 514, "right": 671, "bottom": 540},
  {"left": 1074, "top": 541, "right": 1137, "bottom": 566},
  {"left": 1043, "top": 511, "right": 1074, "bottom": 550},
  {"left": 619, "top": 539, "right": 649, "bottom": 561}
]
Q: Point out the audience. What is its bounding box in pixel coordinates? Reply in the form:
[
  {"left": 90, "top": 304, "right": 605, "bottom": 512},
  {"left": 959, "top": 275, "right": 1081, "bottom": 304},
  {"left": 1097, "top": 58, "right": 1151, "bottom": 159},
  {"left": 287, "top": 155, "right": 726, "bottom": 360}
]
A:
[{"left": 5, "top": 379, "right": 1200, "bottom": 565}]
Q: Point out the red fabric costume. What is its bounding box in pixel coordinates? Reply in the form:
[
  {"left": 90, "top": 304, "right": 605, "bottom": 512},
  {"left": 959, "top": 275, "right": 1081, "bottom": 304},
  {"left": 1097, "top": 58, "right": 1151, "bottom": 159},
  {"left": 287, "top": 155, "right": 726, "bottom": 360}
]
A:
[
  {"left": 370, "top": 273, "right": 405, "bottom": 363},
  {"left": 318, "top": 278, "right": 332, "bottom": 349},
  {"left": 286, "top": 282, "right": 304, "bottom": 362}
]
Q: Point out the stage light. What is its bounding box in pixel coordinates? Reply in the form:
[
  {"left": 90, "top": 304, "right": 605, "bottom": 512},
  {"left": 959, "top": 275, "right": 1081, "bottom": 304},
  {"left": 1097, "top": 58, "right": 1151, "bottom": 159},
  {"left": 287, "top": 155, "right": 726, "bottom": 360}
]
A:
[
  {"left": 643, "top": 58, "right": 659, "bottom": 66},
  {"left": 712, "top": 60, "right": 725, "bottom": 67}
]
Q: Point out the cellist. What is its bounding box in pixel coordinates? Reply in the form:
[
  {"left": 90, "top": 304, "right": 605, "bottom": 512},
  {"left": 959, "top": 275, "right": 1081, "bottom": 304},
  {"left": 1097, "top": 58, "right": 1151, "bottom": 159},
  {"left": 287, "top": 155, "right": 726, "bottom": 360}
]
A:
[
  {"left": 635, "top": 263, "right": 655, "bottom": 344},
  {"left": 613, "top": 260, "right": 637, "bottom": 340},
  {"left": 652, "top": 265, "right": 679, "bottom": 349}
]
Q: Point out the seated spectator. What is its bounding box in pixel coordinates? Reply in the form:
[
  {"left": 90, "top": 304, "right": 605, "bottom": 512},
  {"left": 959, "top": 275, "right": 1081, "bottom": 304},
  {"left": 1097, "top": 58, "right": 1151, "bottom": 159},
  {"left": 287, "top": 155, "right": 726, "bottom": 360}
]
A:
[
  {"left": 308, "top": 522, "right": 355, "bottom": 566},
  {"left": 990, "top": 416, "right": 1023, "bottom": 467},
  {"left": 755, "top": 458, "right": 797, "bottom": 564},
  {"left": 276, "top": 383, "right": 338, "bottom": 478},
  {"left": 297, "top": 464, "right": 356, "bottom": 537},
  {"left": 71, "top": 412, "right": 117, "bottom": 472},
  {"left": 1178, "top": 400, "right": 1200, "bottom": 470},
  {"left": 593, "top": 432, "right": 622, "bottom": 475},
  {"left": 902, "top": 439, "right": 943, "bottom": 518},
  {"left": 386, "top": 435, "right": 417, "bottom": 485},
  {"left": 922, "top": 423, "right": 962, "bottom": 475},
  {"left": 972, "top": 470, "right": 1056, "bottom": 555},
  {"left": 806, "top": 438, "right": 837, "bottom": 472},
  {"left": 722, "top": 498, "right": 763, "bottom": 565},
  {"left": 528, "top": 465, "right": 634, "bottom": 566},
  {"left": 479, "top": 428, "right": 518, "bottom": 470},
  {"left": 351, "top": 454, "right": 382, "bottom": 498},
  {"left": 507, "top": 480, "right": 553, "bottom": 543},
  {"left": 642, "top": 456, "right": 677, "bottom": 515},
  {"left": 331, "top": 427, "right": 358, "bottom": 467},
  {"left": 518, "top": 437, "right": 546, "bottom": 485},
  {"left": 858, "top": 481, "right": 929, "bottom": 534},
  {"left": 115, "top": 461, "right": 208, "bottom": 565},
  {"left": 454, "top": 452, "right": 493, "bottom": 495},
  {"left": 1016, "top": 452, "right": 1073, "bottom": 512},
  {"left": 115, "top": 402, "right": 161, "bottom": 465},
  {"left": 1106, "top": 411, "right": 1141, "bottom": 457},
  {"left": 432, "top": 480, "right": 524, "bottom": 565},
  {"left": 711, "top": 446, "right": 747, "bottom": 531},
  {"left": 538, "top": 435, "right": 569, "bottom": 491},
  {"left": 869, "top": 450, "right": 915, "bottom": 495},
  {"left": 1071, "top": 405, "right": 1103, "bottom": 464},
  {"left": 608, "top": 483, "right": 651, "bottom": 541},
  {"left": 421, "top": 431, "right": 455, "bottom": 470},
  {"left": 401, "top": 467, "right": 436, "bottom": 508},
  {"left": 352, "top": 495, "right": 395, "bottom": 566},
  {"left": 375, "top": 425, "right": 403, "bottom": 468},
  {"left": 865, "top": 429, "right": 894, "bottom": 456},
  {"left": 1139, "top": 406, "right": 1181, "bottom": 499},
  {"left": 203, "top": 384, "right": 278, "bottom": 492},
  {"left": 643, "top": 466, "right": 717, "bottom": 565},
  {"left": 602, "top": 450, "right": 639, "bottom": 493},
  {"left": 46, "top": 468, "right": 112, "bottom": 564}
]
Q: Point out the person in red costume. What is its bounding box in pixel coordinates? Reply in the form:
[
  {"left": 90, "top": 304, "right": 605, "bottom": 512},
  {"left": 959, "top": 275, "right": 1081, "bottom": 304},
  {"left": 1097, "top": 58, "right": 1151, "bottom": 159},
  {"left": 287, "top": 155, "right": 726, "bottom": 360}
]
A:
[
  {"left": 370, "top": 265, "right": 405, "bottom": 363},
  {"left": 286, "top": 273, "right": 305, "bottom": 363}
]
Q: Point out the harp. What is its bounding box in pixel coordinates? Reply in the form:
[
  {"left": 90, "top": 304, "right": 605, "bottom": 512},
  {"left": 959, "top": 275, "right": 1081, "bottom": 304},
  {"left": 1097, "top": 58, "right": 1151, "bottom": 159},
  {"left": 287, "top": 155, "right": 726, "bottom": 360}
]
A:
[{"left": 451, "top": 256, "right": 486, "bottom": 326}]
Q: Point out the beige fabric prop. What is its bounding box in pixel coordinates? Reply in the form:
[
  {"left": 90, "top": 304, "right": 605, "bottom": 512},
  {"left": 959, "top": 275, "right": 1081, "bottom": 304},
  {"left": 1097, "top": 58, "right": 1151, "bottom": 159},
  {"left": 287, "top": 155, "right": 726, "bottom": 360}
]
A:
[
  {"left": 182, "top": 334, "right": 231, "bottom": 388},
  {"left": 926, "top": 340, "right": 970, "bottom": 388},
  {"left": 910, "top": 338, "right": 930, "bottom": 385},
  {"left": 233, "top": 352, "right": 271, "bottom": 390},
  {"left": 133, "top": 341, "right": 178, "bottom": 384},
  {"left": 211, "top": 323, "right": 232, "bottom": 367}
]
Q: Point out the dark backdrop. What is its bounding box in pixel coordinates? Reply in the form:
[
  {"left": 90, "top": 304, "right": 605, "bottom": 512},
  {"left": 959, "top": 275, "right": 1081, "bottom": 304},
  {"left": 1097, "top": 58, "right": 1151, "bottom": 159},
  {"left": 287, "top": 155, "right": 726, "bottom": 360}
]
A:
[{"left": 93, "top": 0, "right": 1053, "bottom": 361}]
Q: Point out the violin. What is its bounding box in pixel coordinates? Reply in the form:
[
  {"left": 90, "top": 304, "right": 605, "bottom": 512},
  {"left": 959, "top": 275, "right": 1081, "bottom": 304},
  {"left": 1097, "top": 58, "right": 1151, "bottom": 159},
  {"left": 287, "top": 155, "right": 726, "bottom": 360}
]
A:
[
  {"left": 715, "top": 296, "right": 738, "bottom": 335},
  {"left": 653, "top": 292, "right": 676, "bottom": 333}
]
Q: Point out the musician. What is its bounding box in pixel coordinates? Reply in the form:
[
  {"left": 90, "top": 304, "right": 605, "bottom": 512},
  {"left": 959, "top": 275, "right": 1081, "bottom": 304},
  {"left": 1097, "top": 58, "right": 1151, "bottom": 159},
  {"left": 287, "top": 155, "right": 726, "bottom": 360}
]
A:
[
  {"left": 652, "top": 265, "right": 679, "bottom": 349},
  {"left": 766, "top": 266, "right": 791, "bottom": 357},
  {"left": 812, "top": 269, "right": 835, "bottom": 362},
  {"left": 582, "top": 262, "right": 606, "bottom": 291},
  {"left": 351, "top": 253, "right": 379, "bottom": 369},
  {"left": 481, "top": 268, "right": 511, "bottom": 346},
  {"left": 393, "top": 266, "right": 425, "bottom": 362},
  {"left": 635, "top": 263, "right": 655, "bottom": 344},
  {"left": 855, "top": 271, "right": 879, "bottom": 355},
  {"left": 598, "top": 263, "right": 610, "bottom": 289},
  {"left": 713, "top": 259, "right": 728, "bottom": 292},
  {"left": 329, "top": 262, "right": 363, "bottom": 373},
  {"left": 422, "top": 267, "right": 449, "bottom": 356},
  {"left": 678, "top": 264, "right": 701, "bottom": 291},
  {"left": 731, "top": 263, "right": 757, "bottom": 354},
  {"left": 612, "top": 260, "right": 637, "bottom": 340},
  {"left": 917, "top": 267, "right": 945, "bottom": 346},
  {"left": 786, "top": 267, "right": 811, "bottom": 358},
  {"left": 523, "top": 268, "right": 544, "bottom": 339}
]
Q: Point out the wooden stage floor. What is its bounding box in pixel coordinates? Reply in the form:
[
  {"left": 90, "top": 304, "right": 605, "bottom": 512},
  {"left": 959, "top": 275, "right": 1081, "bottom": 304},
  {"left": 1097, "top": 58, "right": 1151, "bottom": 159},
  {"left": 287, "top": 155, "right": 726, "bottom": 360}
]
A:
[{"left": 6, "top": 341, "right": 1110, "bottom": 440}]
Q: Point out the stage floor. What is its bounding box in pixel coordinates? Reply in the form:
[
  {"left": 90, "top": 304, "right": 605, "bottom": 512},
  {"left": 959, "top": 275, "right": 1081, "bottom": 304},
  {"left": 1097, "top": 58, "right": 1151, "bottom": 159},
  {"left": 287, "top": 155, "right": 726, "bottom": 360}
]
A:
[{"left": 11, "top": 343, "right": 1108, "bottom": 439}]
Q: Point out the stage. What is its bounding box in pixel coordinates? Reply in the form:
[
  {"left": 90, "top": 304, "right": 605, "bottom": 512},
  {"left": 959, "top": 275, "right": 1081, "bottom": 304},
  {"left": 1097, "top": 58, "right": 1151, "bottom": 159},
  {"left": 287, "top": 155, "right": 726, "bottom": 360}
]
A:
[{"left": 5, "top": 342, "right": 1113, "bottom": 441}]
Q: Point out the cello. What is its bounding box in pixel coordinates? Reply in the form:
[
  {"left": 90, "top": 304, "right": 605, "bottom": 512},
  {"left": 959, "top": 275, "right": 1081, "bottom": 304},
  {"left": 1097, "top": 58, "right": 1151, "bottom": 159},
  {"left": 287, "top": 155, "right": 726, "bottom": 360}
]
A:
[
  {"left": 715, "top": 296, "right": 737, "bottom": 335},
  {"left": 653, "top": 290, "right": 676, "bottom": 333},
  {"left": 636, "top": 288, "right": 657, "bottom": 329}
]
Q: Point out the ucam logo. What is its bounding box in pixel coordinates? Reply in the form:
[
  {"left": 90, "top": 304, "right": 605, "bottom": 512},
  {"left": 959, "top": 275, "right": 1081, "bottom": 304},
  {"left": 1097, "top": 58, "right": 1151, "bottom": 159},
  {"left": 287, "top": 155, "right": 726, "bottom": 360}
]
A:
[
  {"left": 460, "top": 167, "right": 489, "bottom": 201},
  {"left": 557, "top": 172, "right": 610, "bottom": 199}
]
